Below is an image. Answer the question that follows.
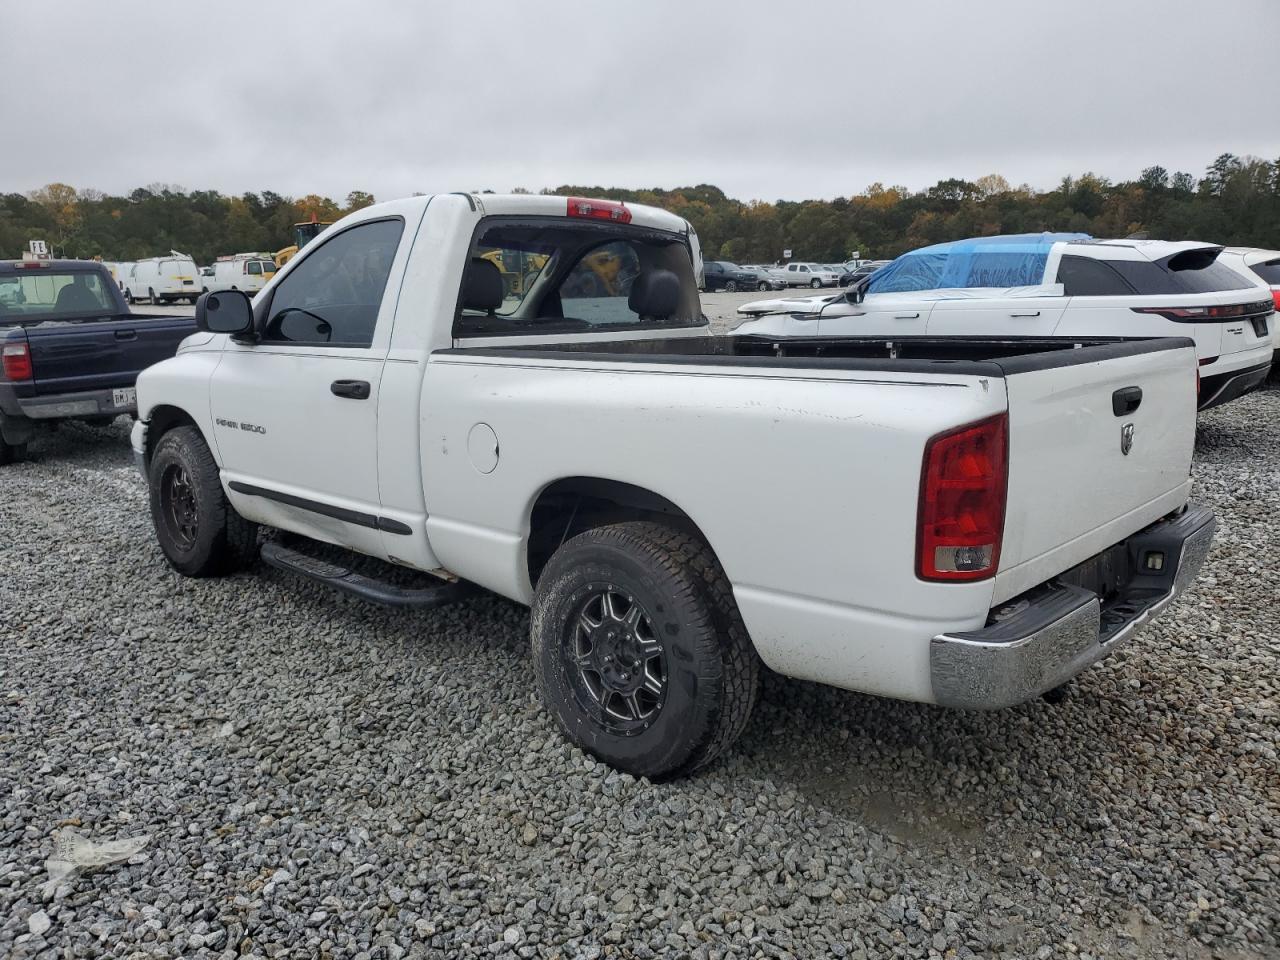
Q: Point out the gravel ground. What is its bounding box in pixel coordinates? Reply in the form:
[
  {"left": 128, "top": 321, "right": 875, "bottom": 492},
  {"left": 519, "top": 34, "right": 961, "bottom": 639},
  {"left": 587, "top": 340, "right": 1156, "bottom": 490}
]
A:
[{"left": 1, "top": 386, "right": 1278, "bottom": 960}]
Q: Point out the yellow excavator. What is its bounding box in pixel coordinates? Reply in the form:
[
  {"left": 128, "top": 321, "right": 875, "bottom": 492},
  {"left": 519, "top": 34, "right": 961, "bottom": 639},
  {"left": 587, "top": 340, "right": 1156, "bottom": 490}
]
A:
[
  {"left": 274, "top": 218, "right": 332, "bottom": 269},
  {"left": 479, "top": 248, "right": 550, "bottom": 298}
]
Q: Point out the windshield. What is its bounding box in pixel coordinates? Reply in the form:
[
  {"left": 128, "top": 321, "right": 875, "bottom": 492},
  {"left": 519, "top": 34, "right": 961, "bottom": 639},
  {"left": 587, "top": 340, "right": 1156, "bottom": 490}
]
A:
[{"left": 0, "top": 270, "right": 116, "bottom": 323}]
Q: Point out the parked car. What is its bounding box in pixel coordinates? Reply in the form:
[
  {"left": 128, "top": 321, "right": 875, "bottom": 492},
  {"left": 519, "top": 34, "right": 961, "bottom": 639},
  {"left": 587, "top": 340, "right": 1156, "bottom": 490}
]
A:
[
  {"left": 131, "top": 193, "right": 1213, "bottom": 779},
  {"left": 0, "top": 259, "right": 196, "bottom": 463},
  {"left": 702, "top": 261, "right": 759, "bottom": 292},
  {"left": 737, "top": 265, "right": 786, "bottom": 291},
  {"left": 124, "top": 253, "right": 201, "bottom": 304},
  {"left": 743, "top": 264, "right": 789, "bottom": 289},
  {"left": 780, "top": 262, "right": 840, "bottom": 287},
  {"left": 198, "top": 265, "right": 214, "bottom": 291},
  {"left": 1217, "top": 247, "right": 1280, "bottom": 368},
  {"left": 839, "top": 259, "right": 891, "bottom": 286},
  {"left": 206, "top": 254, "right": 277, "bottom": 294},
  {"left": 736, "top": 234, "right": 1273, "bottom": 410}
]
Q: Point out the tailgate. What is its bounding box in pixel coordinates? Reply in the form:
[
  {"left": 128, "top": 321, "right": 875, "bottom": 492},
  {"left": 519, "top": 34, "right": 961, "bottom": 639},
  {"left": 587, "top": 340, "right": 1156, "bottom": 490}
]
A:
[
  {"left": 29, "top": 316, "right": 195, "bottom": 395},
  {"left": 992, "top": 340, "right": 1198, "bottom": 604}
]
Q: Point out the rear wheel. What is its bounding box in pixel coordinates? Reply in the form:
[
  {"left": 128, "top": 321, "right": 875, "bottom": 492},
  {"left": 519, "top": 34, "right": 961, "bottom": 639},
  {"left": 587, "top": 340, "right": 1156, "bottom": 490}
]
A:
[
  {"left": 531, "top": 521, "right": 760, "bottom": 780},
  {"left": 148, "top": 426, "right": 258, "bottom": 577},
  {"left": 148, "top": 288, "right": 159, "bottom": 304},
  {"left": 125, "top": 289, "right": 134, "bottom": 304}
]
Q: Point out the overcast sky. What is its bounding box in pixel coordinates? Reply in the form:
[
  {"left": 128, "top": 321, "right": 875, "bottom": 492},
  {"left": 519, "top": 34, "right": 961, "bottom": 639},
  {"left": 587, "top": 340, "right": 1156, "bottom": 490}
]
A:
[{"left": 6, "top": 0, "right": 1278, "bottom": 203}]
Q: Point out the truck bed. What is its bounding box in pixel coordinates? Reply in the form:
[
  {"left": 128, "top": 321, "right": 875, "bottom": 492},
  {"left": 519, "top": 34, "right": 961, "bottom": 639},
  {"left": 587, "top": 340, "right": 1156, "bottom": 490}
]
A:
[
  {"left": 5, "top": 313, "right": 196, "bottom": 397},
  {"left": 440, "top": 333, "right": 1193, "bottom": 374}
]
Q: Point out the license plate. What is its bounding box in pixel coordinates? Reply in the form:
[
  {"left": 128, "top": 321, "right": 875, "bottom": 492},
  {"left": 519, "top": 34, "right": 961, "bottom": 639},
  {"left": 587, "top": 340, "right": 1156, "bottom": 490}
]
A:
[
  {"left": 112, "top": 387, "right": 136, "bottom": 408},
  {"left": 1251, "top": 316, "right": 1268, "bottom": 338}
]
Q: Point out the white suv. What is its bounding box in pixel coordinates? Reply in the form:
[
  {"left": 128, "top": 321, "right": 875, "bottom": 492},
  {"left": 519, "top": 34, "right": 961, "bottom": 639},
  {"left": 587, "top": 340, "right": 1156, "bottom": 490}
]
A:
[
  {"left": 780, "top": 262, "right": 840, "bottom": 288},
  {"left": 736, "top": 234, "right": 1274, "bottom": 409},
  {"left": 1217, "top": 247, "right": 1280, "bottom": 367}
]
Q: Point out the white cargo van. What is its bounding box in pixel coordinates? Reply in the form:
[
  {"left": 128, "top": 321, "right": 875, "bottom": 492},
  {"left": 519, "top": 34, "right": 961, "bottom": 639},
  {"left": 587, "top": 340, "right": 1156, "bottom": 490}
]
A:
[
  {"left": 206, "top": 255, "right": 276, "bottom": 294},
  {"left": 124, "top": 253, "right": 201, "bottom": 304}
]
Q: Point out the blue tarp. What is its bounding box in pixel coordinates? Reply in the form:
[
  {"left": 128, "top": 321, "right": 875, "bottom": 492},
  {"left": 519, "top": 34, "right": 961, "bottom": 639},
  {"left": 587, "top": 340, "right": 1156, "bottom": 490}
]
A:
[{"left": 867, "top": 233, "right": 1091, "bottom": 294}]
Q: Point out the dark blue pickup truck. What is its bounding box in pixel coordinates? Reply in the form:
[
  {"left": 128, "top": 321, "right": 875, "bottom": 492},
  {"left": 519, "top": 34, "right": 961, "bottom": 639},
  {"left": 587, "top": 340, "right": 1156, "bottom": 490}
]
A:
[{"left": 0, "top": 259, "right": 196, "bottom": 463}]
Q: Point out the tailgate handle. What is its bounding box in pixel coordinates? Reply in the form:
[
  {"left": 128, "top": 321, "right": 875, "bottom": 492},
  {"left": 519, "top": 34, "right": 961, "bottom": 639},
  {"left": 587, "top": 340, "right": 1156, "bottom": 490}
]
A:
[
  {"left": 114, "top": 329, "right": 138, "bottom": 341},
  {"left": 1112, "top": 386, "right": 1142, "bottom": 417}
]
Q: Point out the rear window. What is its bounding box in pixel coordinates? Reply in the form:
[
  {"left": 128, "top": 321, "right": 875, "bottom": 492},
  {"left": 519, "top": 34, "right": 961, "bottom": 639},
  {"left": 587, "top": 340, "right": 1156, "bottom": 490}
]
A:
[
  {"left": 1249, "top": 260, "right": 1280, "bottom": 285},
  {"left": 1109, "top": 253, "right": 1255, "bottom": 295},
  {"left": 455, "top": 219, "right": 703, "bottom": 337},
  {"left": 0, "top": 271, "right": 116, "bottom": 322}
]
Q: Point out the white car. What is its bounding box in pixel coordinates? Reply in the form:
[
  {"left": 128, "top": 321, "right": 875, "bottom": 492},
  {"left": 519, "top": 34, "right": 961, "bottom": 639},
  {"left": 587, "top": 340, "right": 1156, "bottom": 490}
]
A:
[
  {"left": 1217, "top": 247, "right": 1280, "bottom": 366},
  {"left": 206, "top": 255, "right": 277, "bottom": 294},
  {"left": 736, "top": 234, "right": 1274, "bottom": 410},
  {"left": 124, "top": 253, "right": 201, "bottom": 305},
  {"left": 780, "top": 261, "right": 840, "bottom": 288},
  {"left": 130, "top": 194, "right": 1213, "bottom": 779}
]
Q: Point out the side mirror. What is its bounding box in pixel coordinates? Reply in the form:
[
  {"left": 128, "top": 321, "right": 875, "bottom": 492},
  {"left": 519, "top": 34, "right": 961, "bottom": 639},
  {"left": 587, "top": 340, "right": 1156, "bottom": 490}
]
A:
[
  {"left": 844, "top": 277, "right": 875, "bottom": 304},
  {"left": 196, "top": 290, "right": 254, "bottom": 337}
]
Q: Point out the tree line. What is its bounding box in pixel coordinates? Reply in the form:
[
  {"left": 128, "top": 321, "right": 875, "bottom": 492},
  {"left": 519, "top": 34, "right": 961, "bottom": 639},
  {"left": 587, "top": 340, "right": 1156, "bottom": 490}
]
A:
[{"left": 3, "top": 153, "right": 1278, "bottom": 267}]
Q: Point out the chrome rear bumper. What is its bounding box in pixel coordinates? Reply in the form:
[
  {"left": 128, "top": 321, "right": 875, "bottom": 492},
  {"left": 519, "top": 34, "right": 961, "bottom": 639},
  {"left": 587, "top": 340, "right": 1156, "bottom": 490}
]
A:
[{"left": 931, "top": 504, "right": 1216, "bottom": 709}]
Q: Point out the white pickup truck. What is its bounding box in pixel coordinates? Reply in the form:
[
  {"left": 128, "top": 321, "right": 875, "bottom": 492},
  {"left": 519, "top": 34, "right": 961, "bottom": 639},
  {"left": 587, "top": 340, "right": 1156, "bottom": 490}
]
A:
[{"left": 131, "top": 193, "right": 1216, "bottom": 779}]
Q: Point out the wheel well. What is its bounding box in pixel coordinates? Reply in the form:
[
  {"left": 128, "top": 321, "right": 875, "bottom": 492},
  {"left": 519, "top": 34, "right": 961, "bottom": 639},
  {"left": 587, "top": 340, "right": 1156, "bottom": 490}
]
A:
[
  {"left": 144, "top": 405, "right": 201, "bottom": 466},
  {"left": 526, "top": 477, "right": 716, "bottom": 589}
]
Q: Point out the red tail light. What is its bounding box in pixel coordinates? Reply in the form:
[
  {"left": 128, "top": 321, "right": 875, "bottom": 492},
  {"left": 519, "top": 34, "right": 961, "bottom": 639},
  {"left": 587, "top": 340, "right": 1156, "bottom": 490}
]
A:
[
  {"left": 1271, "top": 289, "right": 1280, "bottom": 312},
  {"left": 1132, "top": 300, "right": 1272, "bottom": 321},
  {"left": 566, "top": 197, "right": 632, "bottom": 224},
  {"left": 917, "top": 414, "right": 1008, "bottom": 582},
  {"left": 2, "top": 342, "right": 32, "bottom": 381}
]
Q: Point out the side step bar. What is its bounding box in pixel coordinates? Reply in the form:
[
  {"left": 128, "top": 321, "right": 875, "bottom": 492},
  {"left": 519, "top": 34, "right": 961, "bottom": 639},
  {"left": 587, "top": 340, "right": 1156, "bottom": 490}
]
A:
[{"left": 260, "top": 540, "right": 471, "bottom": 608}]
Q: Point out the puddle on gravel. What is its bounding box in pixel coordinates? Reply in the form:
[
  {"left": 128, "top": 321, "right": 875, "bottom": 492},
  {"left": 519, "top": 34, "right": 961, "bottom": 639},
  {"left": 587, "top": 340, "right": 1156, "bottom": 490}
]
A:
[{"left": 799, "top": 769, "right": 986, "bottom": 851}]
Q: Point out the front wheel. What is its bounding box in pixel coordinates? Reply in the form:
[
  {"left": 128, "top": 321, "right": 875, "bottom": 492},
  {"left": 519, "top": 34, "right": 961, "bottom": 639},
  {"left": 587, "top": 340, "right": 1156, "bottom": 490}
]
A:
[
  {"left": 725, "top": 280, "right": 738, "bottom": 292},
  {"left": 148, "top": 288, "right": 159, "bottom": 304},
  {"left": 125, "top": 289, "right": 135, "bottom": 304},
  {"left": 757, "top": 281, "right": 770, "bottom": 291},
  {"left": 148, "top": 426, "right": 258, "bottom": 577},
  {"left": 810, "top": 278, "right": 821, "bottom": 288},
  {"left": 531, "top": 521, "right": 760, "bottom": 780}
]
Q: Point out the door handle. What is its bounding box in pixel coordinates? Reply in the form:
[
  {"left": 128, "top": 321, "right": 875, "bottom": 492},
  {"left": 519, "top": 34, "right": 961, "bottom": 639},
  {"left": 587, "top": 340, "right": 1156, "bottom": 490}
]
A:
[
  {"left": 330, "top": 379, "right": 371, "bottom": 400},
  {"left": 1009, "top": 311, "right": 1041, "bottom": 318},
  {"left": 894, "top": 313, "right": 920, "bottom": 319},
  {"left": 114, "top": 329, "right": 138, "bottom": 341}
]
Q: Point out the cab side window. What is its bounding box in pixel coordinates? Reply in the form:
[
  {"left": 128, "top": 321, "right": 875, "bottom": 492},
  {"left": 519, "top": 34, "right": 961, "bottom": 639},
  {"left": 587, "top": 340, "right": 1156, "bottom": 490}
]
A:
[
  {"left": 1056, "top": 255, "right": 1136, "bottom": 297},
  {"left": 262, "top": 218, "right": 403, "bottom": 347}
]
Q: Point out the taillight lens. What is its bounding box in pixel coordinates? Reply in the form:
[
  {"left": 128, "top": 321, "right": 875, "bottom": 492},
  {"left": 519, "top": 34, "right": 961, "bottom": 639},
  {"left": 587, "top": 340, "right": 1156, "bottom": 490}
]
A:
[
  {"left": 917, "top": 414, "right": 1008, "bottom": 582},
  {"left": 566, "top": 197, "right": 632, "bottom": 224},
  {"left": 1132, "top": 300, "right": 1273, "bottom": 321},
  {"left": 2, "top": 342, "right": 33, "bottom": 380},
  {"left": 1271, "top": 289, "right": 1279, "bottom": 312}
]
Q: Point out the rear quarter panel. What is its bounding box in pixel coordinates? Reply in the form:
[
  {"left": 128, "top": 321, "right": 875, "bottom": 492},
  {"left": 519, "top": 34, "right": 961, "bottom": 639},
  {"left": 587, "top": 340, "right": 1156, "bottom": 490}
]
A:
[{"left": 420, "top": 355, "right": 1007, "bottom": 701}]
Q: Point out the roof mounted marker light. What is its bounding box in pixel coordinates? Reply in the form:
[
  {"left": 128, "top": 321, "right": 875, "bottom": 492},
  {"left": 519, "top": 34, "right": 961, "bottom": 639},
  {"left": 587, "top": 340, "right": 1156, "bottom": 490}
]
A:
[{"left": 566, "top": 197, "right": 632, "bottom": 224}]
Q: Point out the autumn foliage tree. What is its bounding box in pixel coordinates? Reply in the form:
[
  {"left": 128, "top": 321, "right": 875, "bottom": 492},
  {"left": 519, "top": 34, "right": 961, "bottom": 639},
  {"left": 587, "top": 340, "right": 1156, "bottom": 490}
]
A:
[{"left": 3, "top": 152, "right": 1279, "bottom": 264}]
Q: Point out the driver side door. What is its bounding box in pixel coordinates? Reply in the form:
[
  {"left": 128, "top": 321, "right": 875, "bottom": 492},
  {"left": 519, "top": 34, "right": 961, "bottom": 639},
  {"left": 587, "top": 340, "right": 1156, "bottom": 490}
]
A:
[{"left": 210, "top": 217, "right": 406, "bottom": 559}]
